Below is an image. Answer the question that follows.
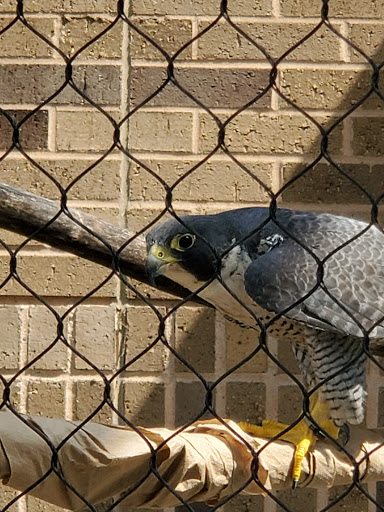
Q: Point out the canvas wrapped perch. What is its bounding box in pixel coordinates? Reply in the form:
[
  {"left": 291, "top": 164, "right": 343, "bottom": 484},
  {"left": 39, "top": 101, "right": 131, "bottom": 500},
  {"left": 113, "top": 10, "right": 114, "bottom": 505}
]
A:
[{"left": 0, "top": 412, "right": 383, "bottom": 511}]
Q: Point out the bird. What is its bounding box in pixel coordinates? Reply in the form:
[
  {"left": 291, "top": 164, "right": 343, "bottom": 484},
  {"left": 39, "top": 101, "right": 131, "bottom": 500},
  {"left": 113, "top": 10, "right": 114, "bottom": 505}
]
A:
[{"left": 145, "top": 206, "right": 384, "bottom": 487}]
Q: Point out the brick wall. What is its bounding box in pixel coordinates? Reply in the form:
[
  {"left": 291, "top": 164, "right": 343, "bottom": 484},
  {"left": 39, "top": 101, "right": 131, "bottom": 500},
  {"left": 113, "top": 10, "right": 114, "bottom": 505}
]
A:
[{"left": 0, "top": 1, "right": 383, "bottom": 512}]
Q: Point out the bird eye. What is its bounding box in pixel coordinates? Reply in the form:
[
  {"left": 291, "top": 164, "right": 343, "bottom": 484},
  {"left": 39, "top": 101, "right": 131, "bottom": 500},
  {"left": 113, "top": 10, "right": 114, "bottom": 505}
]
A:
[{"left": 171, "top": 233, "right": 196, "bottom": 252}]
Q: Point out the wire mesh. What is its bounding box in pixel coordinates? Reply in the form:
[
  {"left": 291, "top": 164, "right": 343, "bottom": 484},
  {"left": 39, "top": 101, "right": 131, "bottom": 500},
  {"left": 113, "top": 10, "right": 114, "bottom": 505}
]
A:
[{"left": 0, "top": 0, "right": 383, "bottom": 511}]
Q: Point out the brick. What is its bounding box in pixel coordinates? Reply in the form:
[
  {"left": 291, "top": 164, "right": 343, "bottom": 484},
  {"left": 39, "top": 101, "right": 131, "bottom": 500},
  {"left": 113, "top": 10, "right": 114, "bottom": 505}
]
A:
[
  {"left": 0, "top": 110, "right": 48, "bottom": 151},
  {"left": 122, "top": 306, "right": 168, "bottom": 373},
  {"left": 349, "top": 23, "right": 384, "bottom": 63},
  {"left": 199, "top": 113, "right": 343, "bottom": 156},
  {"left": 223, "top": 495, "right": 264, "bottom": 512},
  {"left": 328, "top": 485, "right": 368, "bottom": 511},
  {"left": 175, "top": 307, "right": 215, "bottom": 373},
  {"left": 21, "top": 0, "right": 117, "bottom": 13},
  {"left": 0, "top": 65, "right": 120, "bottom": 105},
  {"left": 280, "top": 69, "right": 383, "bottom": 111},
  {"left": 73, "top": 305, "right": 116, "bottom": 370},
  {"left": 282, "top": 163, "right": 381, "bottom": 204},
  {"left": 121, "top": 381, "right": 165, "bottom": 427},
  {"left": 175, "top": 381, "right": 213, "bottom": 425},
  {"left": 27, "top": 306, "right": 68, "bottom": 370},
  {"left": 276, "top": 488, "right": 317, "bottom": 512},
  {"left": 0, "top": 483, "right": 19, "bottom": 510},
  {"left": 130, "top": 18, "right": 192, "bottom": 60},
  {"left": 353, "top": 118, "right": 384, "bottom": 156},
  {"left": 277, "top": 339, "right": 300, "bottom": 376},
  {"left": 132, "top": 0, "right": 272, "bottom": 16},
  {"left": 0, "top": 255, "right": 117, "bottom": 297},
  {"left": 0, "top": 158, "right": 121, "bottom": 201},
  {"left": 128, "top": 159, "right": 272, "bottom": 203},
  {"left": 0, "top": 306, "right": 20, "bottom": 370},
  {"left": 73, "top": 380, "right": 113, "bottom": 424},
  {"left": 27, "top": 381, "right": 65, "bottom": 417},
  {"left": 130, "top": 67, "right": 271, "bottom": 109},
  {"left": 226, "top": 382, "right": 265, "bottom": 424},
  {"left": 56, "top": 111, "right": 117, "bottom": 152},
  {"left": 226, "top": 320, "right": 268, "bottom": 374},
  {"left": 27, "top": 496, "right": 65, "bottom": 512},
  {"left": 0, "top": 17, "right": 54, "bottom": 57},
  {"left": 278, "top": 385, "right": 303, "bottom": 424},
  {"left": 378, "top": 387, "right": 384, "bottom": 427},
  {"left": 129, "top": 111, "right": 193, "bottom": 153},
  {"left": 281, "top": 0, "right": 384, "bottom": 18},
  {"left": 59, "top": 15, "right": 122, "bottom": 59},
  {"left": 197, "top": 21, "right": 341, "bottom": 62}
]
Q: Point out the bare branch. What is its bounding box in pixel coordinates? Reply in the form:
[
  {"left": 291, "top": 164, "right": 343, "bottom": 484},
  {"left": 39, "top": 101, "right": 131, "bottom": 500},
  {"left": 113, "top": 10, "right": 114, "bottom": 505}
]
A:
[{"left": 0, "top": 182, "right": 200, "bottom": 302}]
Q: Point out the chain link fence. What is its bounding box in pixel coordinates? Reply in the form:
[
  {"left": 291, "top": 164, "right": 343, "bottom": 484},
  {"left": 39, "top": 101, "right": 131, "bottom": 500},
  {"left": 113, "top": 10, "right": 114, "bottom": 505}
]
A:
[{"left": 0, "top": 0, "right": 384, "bottom": 511}]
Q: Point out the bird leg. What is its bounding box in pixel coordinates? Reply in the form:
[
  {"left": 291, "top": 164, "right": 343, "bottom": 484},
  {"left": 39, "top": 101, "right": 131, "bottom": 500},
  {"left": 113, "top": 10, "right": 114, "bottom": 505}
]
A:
[{"left": 238, "top": 392, "right": 339, "bottom": 488}]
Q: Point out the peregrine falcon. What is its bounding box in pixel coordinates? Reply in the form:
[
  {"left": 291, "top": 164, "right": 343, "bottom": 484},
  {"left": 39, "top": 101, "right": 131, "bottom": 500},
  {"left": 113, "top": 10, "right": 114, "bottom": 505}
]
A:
[{"left": 146, "top": 207, "right": 383, "bottom": 486}]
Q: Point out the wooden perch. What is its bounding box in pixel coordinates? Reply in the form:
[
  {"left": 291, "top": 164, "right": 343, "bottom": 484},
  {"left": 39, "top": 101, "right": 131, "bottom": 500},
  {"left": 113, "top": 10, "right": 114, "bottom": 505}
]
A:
[
  {"left": 0, "top": 182, "right": 200, "bottom": 302},
  {"left": 0, "top": 412, "right": 383, "bottom": 510}
]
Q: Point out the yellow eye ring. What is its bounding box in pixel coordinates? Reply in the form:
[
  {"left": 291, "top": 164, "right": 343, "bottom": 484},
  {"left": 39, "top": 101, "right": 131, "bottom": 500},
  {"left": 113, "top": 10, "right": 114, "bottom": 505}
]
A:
[{"left": 170, "top": 233, "right": 196, "bottom": 252}]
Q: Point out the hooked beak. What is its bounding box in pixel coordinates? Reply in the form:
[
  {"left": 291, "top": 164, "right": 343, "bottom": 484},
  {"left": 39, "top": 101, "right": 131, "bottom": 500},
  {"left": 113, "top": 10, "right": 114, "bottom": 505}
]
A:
[{"left": 145, "top": 244, "right": 178, "bottom": 286}]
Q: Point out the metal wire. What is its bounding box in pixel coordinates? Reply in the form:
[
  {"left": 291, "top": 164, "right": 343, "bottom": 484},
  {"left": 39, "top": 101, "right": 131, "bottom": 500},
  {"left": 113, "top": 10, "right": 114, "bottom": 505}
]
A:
[{"left": 0, "top": 0, "right": 383, "bottom": 511}]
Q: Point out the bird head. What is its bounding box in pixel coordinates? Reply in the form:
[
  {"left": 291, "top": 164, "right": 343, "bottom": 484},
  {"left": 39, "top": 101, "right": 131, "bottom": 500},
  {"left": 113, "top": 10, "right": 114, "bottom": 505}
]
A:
[{"left": 146, "top": 215, "right": 224, "bottom": 288}]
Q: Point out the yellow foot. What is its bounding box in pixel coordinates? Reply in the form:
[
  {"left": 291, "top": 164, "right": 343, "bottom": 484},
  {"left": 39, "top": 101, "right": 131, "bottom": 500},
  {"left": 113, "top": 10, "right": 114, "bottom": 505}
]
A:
[{"left": 239, "top": 396, "right": 339, "bottom": 488}]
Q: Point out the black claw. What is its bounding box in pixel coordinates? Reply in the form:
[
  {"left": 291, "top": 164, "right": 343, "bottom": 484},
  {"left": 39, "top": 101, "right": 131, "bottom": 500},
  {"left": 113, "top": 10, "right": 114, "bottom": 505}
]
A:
[
  {"left": 292, "top": 479, "right": 299, "bottom": 490},
  {"left": 338, "top": 424, "right": 350, "bottom": 446}
]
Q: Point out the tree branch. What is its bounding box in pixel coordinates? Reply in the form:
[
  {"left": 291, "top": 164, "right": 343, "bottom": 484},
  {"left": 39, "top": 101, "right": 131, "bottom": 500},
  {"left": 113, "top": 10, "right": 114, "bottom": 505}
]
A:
[{"left": 0, "top": 182, "right": 199, "bottom": 302}]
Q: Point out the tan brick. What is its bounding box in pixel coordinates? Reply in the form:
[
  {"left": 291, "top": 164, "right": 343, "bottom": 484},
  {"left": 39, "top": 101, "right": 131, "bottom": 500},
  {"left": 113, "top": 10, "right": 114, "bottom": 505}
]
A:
[
  {"left": 27, "top": 496, "right": 65, "bottom": 512},
  {"left": 73, "top": 380, "right": 113, "bottom": 424},
  {"left": 276, "top": 488, "right": 317, "bottom": 512},
  {"left": 121, "top": 381, "right": 165, "bottom": 427},
  {"left": 281, "top": 69, "right": 383, "bottom": 110},
  {"left": 378, "top": 387, "right": 384, "bottom": 427},
  {"left": 197, "top": 21, "right": 341, "bottom": 62},
  {"left": 0, "top": 110, "right": 48, "bottom": 151},
  {"left": 130, "top": 67, "right": 271, "bottom": 110},
  {"left": 278, "top": 385, "right": 302, "bottom": 424},
  {"left": 223, "top": 494, "right": 264, "bottom": 512},
  {"left": 73, "top": 305, "right": 116, "bottom": 370},
  {"left": 0, "top": 65, "right": 120, "bottom": 105},
  {"left": 226, "top": 381, "right": 265, "bottom": 424},
  {"left": 199, "top": 113, "right": 343, "bottom": 156},
  {"left": 0, "top": 158, "right": 121, "bottom": 201},
  {"left": 349, "top": 23, "right": 384, "bottom": 63},
  {"left": 281, "top": 0, "right": 384, "bottom": 18},
  {"left": 21, "top": 0, "right": 117, "bottom": 13},
  {"left": 0, "top": 255, "right": 117, "bottom": 297},
  {"left": 226, "top": 320, "right": 268, "bottom": 374},
  {"left": 27, "top": 381, "right": 65, "bottom": 417},
  {"left": 132, "top": 0, "right": 272, "bottom": 16},
  {"left": 0, "top": 306, "right": 20, "bottom": 370},
  {"left": 129, "top": 159, "right": 272, "bottom": 203},
  {"left": 0, "top": 483, "right": 19, "bottom": 510},
  {"left": 353, "top": 118, "right": 384, "bottom": 156},
  {"left": 0, "top": 17, "right": 55, "bottom": 58},
  {"left": 277, "top": 339, "right": 300, "bottom": 376},
  {"left": 131, "top": 18, "right": 192, "bottom": 60},
  {"left": 175, "top": 307, "right": 215, "bottom": 373},
  {"left": 328, "top": 485, "right": 368, "bottom": 511},
  {"left": 59, "top": 15, "right": 122, "bottom": 59},
  {"left": 129, "top": 111, "right": 193, "bottom": 153},
  {"left": 56, "top": 111, "right": 117, "bottom": 152},
  {"left": 175, "top": 381, "right": 213, "bottom": 425},
  {"left": 28, "top": 306, "right": 68, "bottom": 370},
  {"left": 282, "top": 163, "right": 380, "bottom": 204},
  {"left": 122, "top": 306, "right": 168, "bottom": 372}
]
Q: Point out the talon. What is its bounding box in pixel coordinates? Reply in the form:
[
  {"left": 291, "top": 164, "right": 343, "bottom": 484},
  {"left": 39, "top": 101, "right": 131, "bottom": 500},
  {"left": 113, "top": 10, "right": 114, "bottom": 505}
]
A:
[{"left": 238, "top": 393, "right": 340, "bottom": 488}]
